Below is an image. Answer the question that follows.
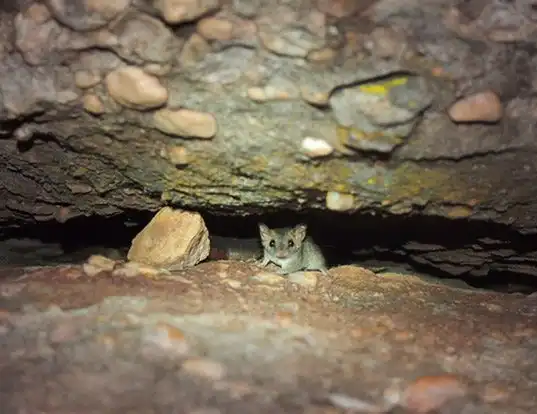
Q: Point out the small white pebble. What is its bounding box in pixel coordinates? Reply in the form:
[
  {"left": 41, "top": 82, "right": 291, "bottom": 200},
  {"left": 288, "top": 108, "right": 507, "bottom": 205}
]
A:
[{"left": 301, "top": 136, "right": 334, "bottom": 158}]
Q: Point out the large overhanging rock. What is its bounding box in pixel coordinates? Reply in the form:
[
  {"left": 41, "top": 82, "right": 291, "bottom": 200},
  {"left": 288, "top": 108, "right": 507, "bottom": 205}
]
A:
[{"left": 1, "top": 0, "right": 537, "bottom": 281}]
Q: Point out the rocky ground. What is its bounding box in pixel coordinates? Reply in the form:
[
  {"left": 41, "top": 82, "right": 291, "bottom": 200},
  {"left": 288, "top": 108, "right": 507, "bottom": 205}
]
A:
[{"left": 0, "top": 258, "right": 535, "bottom": 414}]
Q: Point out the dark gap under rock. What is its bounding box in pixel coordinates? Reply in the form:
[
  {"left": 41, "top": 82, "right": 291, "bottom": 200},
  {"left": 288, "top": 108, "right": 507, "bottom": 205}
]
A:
[{"left": 1, "top": 209, "right": 536, "bottom": 294}]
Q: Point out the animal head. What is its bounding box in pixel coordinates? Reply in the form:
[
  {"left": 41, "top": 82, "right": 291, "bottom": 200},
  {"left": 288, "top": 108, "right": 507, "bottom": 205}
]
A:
[{"left": 258, "top": 223, "right": 307, "bottom": 259}]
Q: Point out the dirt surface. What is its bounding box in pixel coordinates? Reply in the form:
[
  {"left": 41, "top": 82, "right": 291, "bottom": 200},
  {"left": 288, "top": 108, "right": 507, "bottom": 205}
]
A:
[{"left": 0, "top": 261, "right": 536, "bottom": 414}]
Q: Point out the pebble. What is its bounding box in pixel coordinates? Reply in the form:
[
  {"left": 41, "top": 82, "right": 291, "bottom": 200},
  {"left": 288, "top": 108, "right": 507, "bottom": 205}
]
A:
[
  {"left": 166, "top": 145, "right": 190, "bottom": 166},
  {"left": 105, "top": 66, "right": 168, "bottom": 110},
  {"left": 301, "top": 137, "right": 334, "bottom": 158},
  {"left": 307, "top": 47, "right": 336, "bottom": 63},
  {"left": 83, "top": 254, "right": 117, "bottom": 277},
  {"left": 155, "top": 0, "right": 220, "bottom": 24},
  {"left": 448, "top": 90, "right": 503, "bottom": 123},
  {"left": 197, "top": 17, "right": 234, "bottom": 41},
  {"left": 365, "top": 27, "right": 405, "bottom": 59},
  {"left": 82, "top": 93, "right": 104, "bottom": 115},
  {"left": 153, "top": 108, "right": 217, "bottom": 139},
  {"left": 74, "top": 70, "right": 102, "bottom": 89},
  {"left": 326, "top": 191, "right": 354, "bottom": 212},
  {"left": 402, "top": 374, "right": 469, "bottom": 413},
  {"left": 182, "top": 357, "right": 226, "bottom": 381},
  {"left": 46, "top": 0, "right": 129, "bottom": 31},
  {"left": 143, "top": 62, "right": 172, "bottom": 76}
]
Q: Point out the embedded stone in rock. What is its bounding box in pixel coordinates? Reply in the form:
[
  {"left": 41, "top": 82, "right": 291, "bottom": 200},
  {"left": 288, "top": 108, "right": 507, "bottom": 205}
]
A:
[
  {"left": 300, "top": 86, "right": 330, "bottom": 106},
  {"left": 74, "top": 70, "right": 102, "bottom": 89},
  {"left": 15, "top": 4, "right": 118, "bottom": 66},
  {"left": 331, "top": 77, "right": 431, "bottom": 129},
  {"left": 448, "top": 90, "right": 503, "bottom": 123},
  {"left": 301, "top": 137, "right": 334, "bottom": 158},
  {"left": 153, "top": 108, "right": 217, "bottom": 139},
  {"left": 307, "top": 47, "right": 337, "bottom": 63},
  {"left": 258, "top": 27, "right": 324, "bottom": 58},
  {"left": 197, "top": 17, "right": 234, "bottom": 41},
  {"left": 178, "top": 33, "right": 212, "bottom": 67},
  {"left": 189, "top": 47, "right": 256, "bottom": 85},
  {"left": 326, "top": 191, "right": 354, "bottom": 211},
  {"left": 338, "top": 127, "right": 405, "bottom": 154},
  {"left": 105, "top": 66, "right": 168, "bottom": 110},
  {"left": 201, "top": 10, "right": 258, "bottom": 48},
  {"left": 317, "top": 0, "right": 375, "bottom": 18},
  {"left": 231, "top": 0, "right": 259, "bottom": 18},
  {"left": 111, "top": 11, "right": 181, "bottom": 64},
  {"left": 82, "top": 94, "right": 105, "bottom": 114},
  {"left": 154, "top": 0, "right": 221, "bottom": 24},
  {"left": 166, "top": 145, "right": 190, "bottom": 166},
  {"left": 247, "top": 80, "right": 300, "bottom": 102},
  {"left": 143, "top": 62, "right": 172, "bottom": 76},
  {"left": 365, "top": 27, "right": 407, "bottom": 59},
  {"left": 45, "top": 0, "right": 131, "bottom": 31},
  {"left": 127, "top": 207, "right": 210, "bottom": 271}
]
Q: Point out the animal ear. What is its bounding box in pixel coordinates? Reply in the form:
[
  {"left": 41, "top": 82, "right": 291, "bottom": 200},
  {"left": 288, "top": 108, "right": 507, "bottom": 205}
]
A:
[
  {"left": 293, "top": 224, "right": 307, "bottom": 241},
  {"left": 258, "top": 223, "right": 270, "bottom": 238}
]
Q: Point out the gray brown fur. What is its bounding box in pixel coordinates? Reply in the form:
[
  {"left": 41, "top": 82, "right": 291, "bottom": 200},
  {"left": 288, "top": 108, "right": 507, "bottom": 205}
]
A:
[{"left": 258, "top": 223, "right": 328, "bottom": 275}]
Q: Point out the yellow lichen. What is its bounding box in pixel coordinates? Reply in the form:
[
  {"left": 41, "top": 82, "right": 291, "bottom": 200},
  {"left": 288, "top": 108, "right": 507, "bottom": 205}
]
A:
[
  {"left": 358, "top": 76, "right": 408, "bottom": 96},
  {"left": 389, "top": 162, "right": 486, "bottom": 206}
]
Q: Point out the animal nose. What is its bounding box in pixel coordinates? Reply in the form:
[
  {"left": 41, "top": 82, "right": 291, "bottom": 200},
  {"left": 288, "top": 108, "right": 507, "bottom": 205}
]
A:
[{"left": 276, "top": 251, "right": 287, "bottom": 258}]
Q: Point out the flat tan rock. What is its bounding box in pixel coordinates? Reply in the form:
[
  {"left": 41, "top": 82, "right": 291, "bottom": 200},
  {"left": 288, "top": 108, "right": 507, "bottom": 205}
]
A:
[
  {"left": 127, "top": 207, "right": 210, "bottom": 271},
  {"left": 105, "top": 66, "right": 168, "bottom": 110}
]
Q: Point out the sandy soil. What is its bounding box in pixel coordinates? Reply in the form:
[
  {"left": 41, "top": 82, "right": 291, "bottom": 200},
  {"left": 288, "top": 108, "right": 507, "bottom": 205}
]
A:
[{"left": 0, "top": 261, "right": 535, "bottom": 414}]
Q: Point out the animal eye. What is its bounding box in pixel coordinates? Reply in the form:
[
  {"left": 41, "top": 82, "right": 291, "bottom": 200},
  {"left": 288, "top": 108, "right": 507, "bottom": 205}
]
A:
[
  {"left": 269, "top": 240, "right": 275, "bottom": 247},
  {"left": 288, "top": 240, "right": 294, "bottom": 248}
]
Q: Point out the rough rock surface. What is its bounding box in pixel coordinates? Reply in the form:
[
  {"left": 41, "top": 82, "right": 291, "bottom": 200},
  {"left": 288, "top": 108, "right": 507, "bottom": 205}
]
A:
[
  {"left": 0, "top": 261, "right": 535, "bottom": 413},
  {"left": 1, "top": 0, "right": 537, "bottom": 284}
]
